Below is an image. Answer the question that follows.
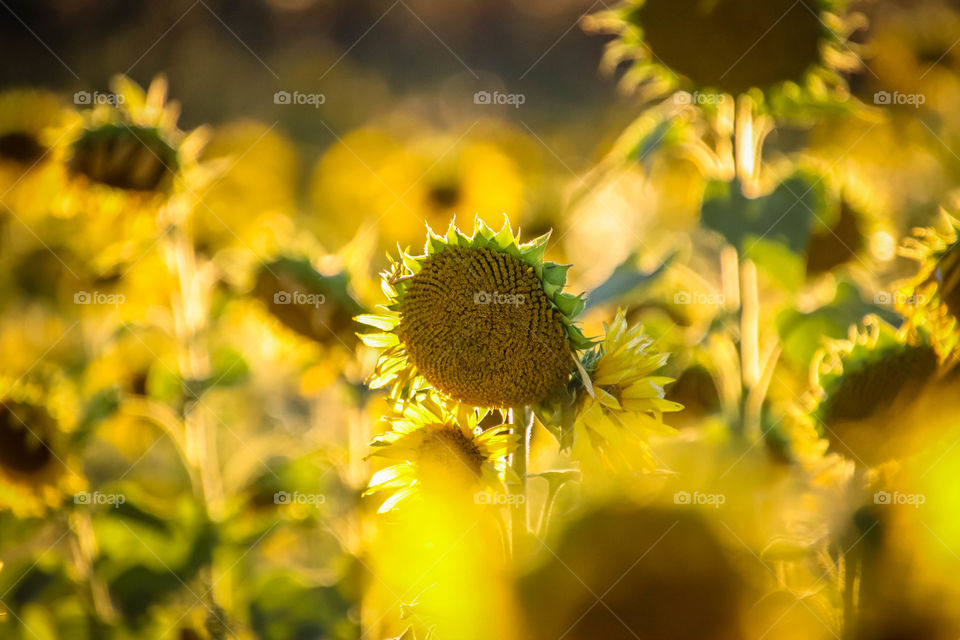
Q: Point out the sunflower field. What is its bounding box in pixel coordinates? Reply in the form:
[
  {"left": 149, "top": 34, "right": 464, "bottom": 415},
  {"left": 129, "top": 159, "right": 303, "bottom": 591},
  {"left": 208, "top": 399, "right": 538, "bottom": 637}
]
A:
[{"left": 2, "top": 0, "right": 960, "bottom": 638}]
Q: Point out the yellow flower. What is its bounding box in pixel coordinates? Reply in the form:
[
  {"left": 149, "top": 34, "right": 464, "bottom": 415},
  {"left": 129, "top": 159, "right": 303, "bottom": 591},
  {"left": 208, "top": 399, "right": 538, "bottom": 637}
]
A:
[
  {"left": 585, "top": 0, "right": 858, "bottom": 104},
  {"left": 869, "top": 3, "right": 960, "bottom": 133},
  {"left": 806, "top": 315, "right": 941, "bottom": 466},
  {"left": 567, "top": 310, "right": 681, "bottom": 475},
  {"left": 517, "top": 504, "right": 750, "bottom": 640},
  {"left": 0, "top": 368, "right": 81, "bottom": 515},
  {"left": 56, "top": 75, "right": 210, "bottom": 273},
  {"left": 357, "top": 218, "right": 593, "bottom": 408},
  {"left": 251, "top": 256, "right": 365, "bottom": 350},
  {"left": 193, "top": 120, "right": 300, "bottom": 255},
  {"left": 0, "top": 89, "right": 80, "bottom": 225},
  {"left": 309, "top": 123, "right": 557, "bottom": 255},
  {"left": 896, "top": 210, "right": 960, "bottom": 364},
  {"left": 364, "top": 392, "right": 518, "bottom": 512}
]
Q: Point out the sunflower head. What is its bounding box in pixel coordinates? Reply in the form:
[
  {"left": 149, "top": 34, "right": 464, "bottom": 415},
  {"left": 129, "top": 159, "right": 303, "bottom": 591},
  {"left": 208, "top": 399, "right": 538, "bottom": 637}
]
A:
[
  {"left": 808, "top": 315, "right": 939, "bottom": 465},
  {"left": 252, "top": 257, "right": 364, "bottom": 349},
  {"left": 0, "top": 89, "right": 78, "bottom": 166},
  {"left": 358, "top": 219, "right": 594, "bottom": 408},
  {"left": 68, "top": 123, "right": 179, "bottom": 192},
  {"left": 584, "top": 0, "right": 857, "bottom": 105},
  {"left": 0, "top": 369, "right": 79, "bottom": 513},
  {"left": 896, "top": 210, "right": 960, "bottom": 363},
  {"left": 364, "top": 392, "right": 519, "bottom": 512},
  {"left": 545, "top": 310, "right": 682, "bottom": 476},
  {"left": 64, "top": 75, "right": 207, "bottom": 202}
]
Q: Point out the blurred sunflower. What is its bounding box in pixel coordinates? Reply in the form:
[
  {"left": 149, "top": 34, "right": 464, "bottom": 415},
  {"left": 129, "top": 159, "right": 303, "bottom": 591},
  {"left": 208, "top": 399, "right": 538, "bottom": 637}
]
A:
[
  {"left": 357, "top": 219, "right": 593, "bottom": 408},
  {"left": 566, "top": 310, "right": 681, "bottom": 476},
  {"left": 806, "top": 315, "right": 940, "bottom": 466},
  {"left": 364, "top": 391, "right": 518, "bottom": 512},
  {"left": 251, "top": 256, "right": 364, "bottom": 351},
  {"left": 192, "top": 120, "right": 299, "bottom": 256},
  {"left": 56, "top": 75, "right": 210, "bottom": 273},
  {"left": 0, "top": 369, "right": 80, "bottom": 515},
  {"left": 0, "top": 89, "right": 80, "bottom": 224},
  {"left": 309, "top": 123, "right": 559, "bottom": 256},
  {"left": 896, "top": 210, "right": 960, "bottom": 364},
  {"left": 585, "top": 0, "right": 859, "bottom": 105},
  {"left": 517, "top": 504, "right": 750, "bottom": 640},
  {"left": 868, "top": 3, "right": 960, "bottom": 130}
]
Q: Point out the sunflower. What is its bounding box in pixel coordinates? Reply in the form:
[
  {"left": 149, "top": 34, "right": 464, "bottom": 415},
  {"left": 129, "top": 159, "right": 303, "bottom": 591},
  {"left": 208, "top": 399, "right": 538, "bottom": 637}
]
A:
[
  {"left": 309, "top": 123, "right": 561, "bottom": 257},
  {"left": 517, "top": 505, "right": 751, "bottom": 640},
  {"left": 357, "top": 219, "right": 593, "bottom": 409},
  {"left": 895, "top": 210, "right": 960, "bottom": 364},
  {"left": 363, "top": 392, "right": 518, "bottom": 512},
  {"left": 806, "top": 315, "right": 940, "bottom": 466},
  {"left": 566, "top": 310, "right": 682, "bottom": 476},
  {"left": 251, "top": 256, "right": 365, "bottom": 350},
  {"left": 192, "top": 120, "right": 299, "bottom": 256},
  {"left": 0, "top": 368, "right": 80, "bottom": 515},
  {"left": 584, "top": 0, "right": 858, "bottom": 106},
  {"left": 867, "top": 3, "right": 960, "bottom": 132},
  {"left": 0, "top": 89, "right": 80, "bottom": 225},
  {"left": 56, "top": 75, "right": 209, "bottom": 272}
]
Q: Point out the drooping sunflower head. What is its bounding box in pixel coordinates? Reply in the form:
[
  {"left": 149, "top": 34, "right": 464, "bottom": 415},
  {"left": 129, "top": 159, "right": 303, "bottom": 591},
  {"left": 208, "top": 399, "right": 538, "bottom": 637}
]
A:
[
  {"left": 0, "top": 89, "right": 78, "bottom": 167},
  {"left": 808, "top": 315, "right": 939, "bottom": 465},
  {"left": 0, "top": 369, "right": 79, "bottom": 513},
  {"left": 358, "top": 219, "right": 594, "bottom": 408},
  {"left": 252, "top": 257, "right": 365, "bottom": 350},
  {"left": 584, "top": 0, "right": 858, "bottom": 104},
  {"left": 896, "top": 210, "right": 960, "bottom": 363},
  {"left": 0, "top": 89, "right": 80, "bottom": 225},
  {"left": 69, "top": 122, "right": 179, "bottom": 193},
  {"left": 63, "top": 75, "right": 207, "bottom": 204},
  {"left": 364, "top": 391, "right": 518, "bottom": 511},
  {"left": 551, "top": 309, "right": 682, "bottom": 477}
]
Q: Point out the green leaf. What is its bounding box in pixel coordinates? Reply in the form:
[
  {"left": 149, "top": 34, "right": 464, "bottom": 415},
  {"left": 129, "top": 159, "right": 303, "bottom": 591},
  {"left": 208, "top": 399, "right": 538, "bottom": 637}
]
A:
[
  {"left": 743, "top": 235, "right": 805, "bottom": 293},
  {"left": 701, "top": 173, "right": 825, "bottom": 255},
  {"left": 208, "top": 347, "right": 250, "bottom": 388},
  {"left": 586, "top": 251, "right": 675, "bottom": 310},
  {"left": 554, "top": 293, "right": 585, "bottom": 319},
  {"left": 69, "top": 388, "right": 122, "bottom": 448}
]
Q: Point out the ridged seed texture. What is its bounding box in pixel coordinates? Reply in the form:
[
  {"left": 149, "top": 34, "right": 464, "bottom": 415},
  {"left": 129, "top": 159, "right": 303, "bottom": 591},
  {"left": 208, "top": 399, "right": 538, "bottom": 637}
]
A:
[{"left": 399, "top": 246, "right": 571, "bottom": 407}]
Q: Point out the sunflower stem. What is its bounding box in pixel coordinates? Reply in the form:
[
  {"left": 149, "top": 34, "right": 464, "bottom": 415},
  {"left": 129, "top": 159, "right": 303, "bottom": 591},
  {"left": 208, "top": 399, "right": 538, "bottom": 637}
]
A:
[
  {"left": 163, "top": 220, "right": 231, "bottom": 626},
  {"left": 537, "top": 482, "right": 561, "bottom": 538},
  {"left": 509, "top": 406, "right": 534, "bottom": 556}
]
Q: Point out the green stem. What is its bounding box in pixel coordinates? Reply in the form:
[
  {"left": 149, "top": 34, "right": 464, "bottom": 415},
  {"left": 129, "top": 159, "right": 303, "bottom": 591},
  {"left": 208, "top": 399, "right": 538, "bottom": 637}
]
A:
[
  {"left": 68, "top": 512, "right": 117, "bottom": 628},
  {"left": 163, "top": 224, "right": 231, "bottom": 629},
  {"left": 537, "top": 482, "right": 560, "bottom": 538},
  {"left": 510, "top": 406, "right": 533, "bottom": 555}
]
